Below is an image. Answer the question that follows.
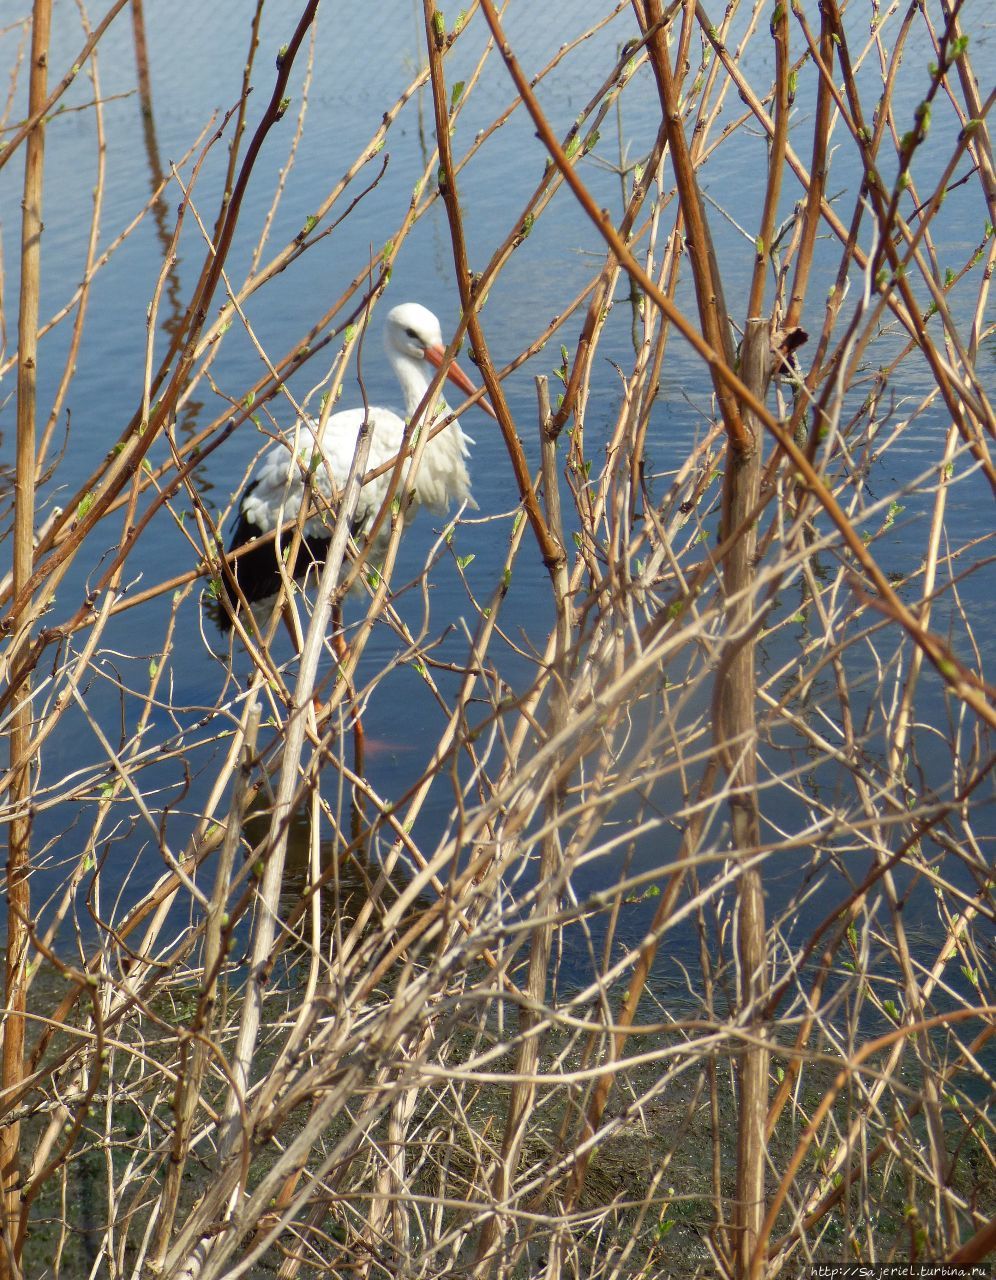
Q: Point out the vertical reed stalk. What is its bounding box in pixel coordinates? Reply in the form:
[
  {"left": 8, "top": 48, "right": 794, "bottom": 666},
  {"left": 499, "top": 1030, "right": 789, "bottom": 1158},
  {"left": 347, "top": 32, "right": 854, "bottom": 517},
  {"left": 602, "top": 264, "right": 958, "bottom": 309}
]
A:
[
  {"left": 2, "top": 1, "right": 51, "bottom": 1272},
  {"left": 720, "top": 318, "right": 771, "bottom": 1280},
  {"left": 638, "top": 0, "right": 746, "bottom": 448}
]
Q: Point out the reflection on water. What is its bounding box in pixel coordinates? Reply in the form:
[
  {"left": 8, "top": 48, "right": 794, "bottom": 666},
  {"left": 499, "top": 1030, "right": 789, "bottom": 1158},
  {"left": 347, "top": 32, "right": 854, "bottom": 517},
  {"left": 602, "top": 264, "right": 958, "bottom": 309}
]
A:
[{"left": 250, "top": 802, "right": 431, "bottom": 943}]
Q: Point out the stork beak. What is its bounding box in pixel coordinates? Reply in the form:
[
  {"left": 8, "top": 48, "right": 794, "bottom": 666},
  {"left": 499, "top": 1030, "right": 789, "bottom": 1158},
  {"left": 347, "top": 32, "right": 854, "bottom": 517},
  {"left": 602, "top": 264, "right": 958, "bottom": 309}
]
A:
[{"left": 425, "top": 343, "right": 499, "bottom": 420}]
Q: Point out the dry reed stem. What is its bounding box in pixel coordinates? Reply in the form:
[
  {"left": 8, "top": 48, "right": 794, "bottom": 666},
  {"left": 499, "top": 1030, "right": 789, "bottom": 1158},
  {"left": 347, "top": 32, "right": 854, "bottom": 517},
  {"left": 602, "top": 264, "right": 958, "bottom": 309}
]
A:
[{"left": 2, "top": 2, "right": 50, "bottom": 1270}]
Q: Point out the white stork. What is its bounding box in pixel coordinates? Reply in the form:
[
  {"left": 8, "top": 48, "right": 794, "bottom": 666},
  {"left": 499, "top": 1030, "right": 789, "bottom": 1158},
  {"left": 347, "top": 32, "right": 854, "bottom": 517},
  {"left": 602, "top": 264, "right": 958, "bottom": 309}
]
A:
[{"left": 221, "top": 302, "right": 496, "bottom": 624}]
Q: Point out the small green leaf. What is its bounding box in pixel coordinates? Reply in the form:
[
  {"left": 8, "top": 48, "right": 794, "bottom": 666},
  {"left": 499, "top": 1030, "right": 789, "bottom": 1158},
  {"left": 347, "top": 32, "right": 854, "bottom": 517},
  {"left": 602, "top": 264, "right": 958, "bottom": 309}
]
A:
[
  {"left": 883, "top": 500, "right": 905, "bottom": 530},
  {"left": 450, "top": 80, "right": 465, "bottom": 110},
  {"left": 961, "top": 965, "right": 979, "bottom": 988},
  {"left": 77, "top": 492, "right": 96, "bottom": 520},
  {"left": 456, "top": 553, "right": 475, "bottom": 569},
  {"left": 149, "top": 657, "right": 159, "bottom": 678}
]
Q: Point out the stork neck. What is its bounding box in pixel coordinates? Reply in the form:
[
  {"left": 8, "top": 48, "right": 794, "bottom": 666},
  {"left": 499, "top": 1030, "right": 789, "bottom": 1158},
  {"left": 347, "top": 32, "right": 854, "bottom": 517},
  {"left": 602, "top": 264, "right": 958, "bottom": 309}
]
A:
[{"left": 392, "top": 351, "right": 442, "bottom": 422}]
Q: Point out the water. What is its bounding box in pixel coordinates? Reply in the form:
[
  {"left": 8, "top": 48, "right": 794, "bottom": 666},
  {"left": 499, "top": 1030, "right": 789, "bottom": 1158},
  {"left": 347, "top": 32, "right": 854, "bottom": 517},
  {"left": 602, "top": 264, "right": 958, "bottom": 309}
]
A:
[{"left": 0, "top": 0, "right": 992, "bottom": 993}]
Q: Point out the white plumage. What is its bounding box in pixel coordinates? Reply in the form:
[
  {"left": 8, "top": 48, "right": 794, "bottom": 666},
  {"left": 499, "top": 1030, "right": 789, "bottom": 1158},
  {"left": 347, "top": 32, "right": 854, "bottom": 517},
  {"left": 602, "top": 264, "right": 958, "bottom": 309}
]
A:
[{"left": 221, "top": 302, "right": 495, "bottom": 622}]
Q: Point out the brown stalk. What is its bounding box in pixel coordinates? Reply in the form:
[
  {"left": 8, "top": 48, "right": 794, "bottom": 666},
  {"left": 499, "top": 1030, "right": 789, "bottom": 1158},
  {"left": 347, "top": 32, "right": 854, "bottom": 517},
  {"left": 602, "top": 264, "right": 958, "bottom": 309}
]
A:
[
  {"left": 421, "top": 0, "right": 565, "bottom": 579},
  {"left": 1, "top": 2, "right": 50, "bottom": 1272},
  {"left": 747, "top": 0, "right": 790, "bottom": 320},
  {"left": 716, "top": 16, "right": 787, "bottom": 1278},
  {"left": 636, "top": 0, "right": 748, "bottom": 450},
  {"left": 210, "top": 0, "right": 265, "bottom": 251},
  {"left": 716, "top": 319, "right": 771, "bottom": 1280},
  {"left": 936, "top": 0, "right": 996, "bottom": 217}
]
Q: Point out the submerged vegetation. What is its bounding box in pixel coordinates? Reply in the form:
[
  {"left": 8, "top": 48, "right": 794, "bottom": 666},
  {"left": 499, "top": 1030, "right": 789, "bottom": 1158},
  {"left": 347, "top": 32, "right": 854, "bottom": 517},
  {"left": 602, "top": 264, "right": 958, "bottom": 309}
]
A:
[{"left": 0, "top": 0, "right": 993, "bottom": 1277}]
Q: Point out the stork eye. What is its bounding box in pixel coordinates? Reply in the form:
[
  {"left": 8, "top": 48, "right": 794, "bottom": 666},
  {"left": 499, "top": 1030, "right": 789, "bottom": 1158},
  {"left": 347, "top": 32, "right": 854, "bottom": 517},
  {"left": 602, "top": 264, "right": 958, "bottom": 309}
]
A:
[{"left": 405, "top": 327, "right": 420, "bottom": 340}]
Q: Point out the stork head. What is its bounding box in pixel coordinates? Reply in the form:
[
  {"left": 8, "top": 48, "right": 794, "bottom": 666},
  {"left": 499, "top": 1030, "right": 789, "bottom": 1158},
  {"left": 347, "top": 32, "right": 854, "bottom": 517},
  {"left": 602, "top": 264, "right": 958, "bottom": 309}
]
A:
[
  {"left": 384, "top": 302, "right": 446, "bottom": 364},
  {"left": 384, "top": 303, "right": 497, "bottom": 419}
]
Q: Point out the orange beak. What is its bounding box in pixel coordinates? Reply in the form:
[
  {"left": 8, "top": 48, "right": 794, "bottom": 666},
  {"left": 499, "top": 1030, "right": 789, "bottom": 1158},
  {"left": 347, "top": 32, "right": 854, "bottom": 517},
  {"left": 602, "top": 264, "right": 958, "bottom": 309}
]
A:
[{"left": 425, "top": 343, "right": 499, "bottom": 420}]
